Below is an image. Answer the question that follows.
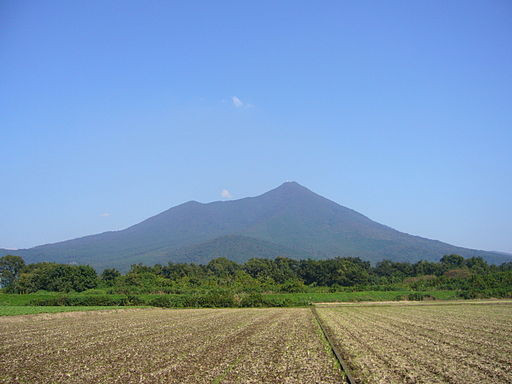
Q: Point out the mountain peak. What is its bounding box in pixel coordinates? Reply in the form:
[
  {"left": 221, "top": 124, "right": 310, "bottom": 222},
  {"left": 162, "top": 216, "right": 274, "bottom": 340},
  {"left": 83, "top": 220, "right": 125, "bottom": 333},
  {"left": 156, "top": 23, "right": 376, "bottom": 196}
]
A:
[
  {"left": 261, "top": 181, "right": 323, "bottom": 203},
  {"left": 280, "top": 180, "right": 301, "bottom": 188},
  {"left": 271, "top": 181, "right": 312, "bottom": 194}
]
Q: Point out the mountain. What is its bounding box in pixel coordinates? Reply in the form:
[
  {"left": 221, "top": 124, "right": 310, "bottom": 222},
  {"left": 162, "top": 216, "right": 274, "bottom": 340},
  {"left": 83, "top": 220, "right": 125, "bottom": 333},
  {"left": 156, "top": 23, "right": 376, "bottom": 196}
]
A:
[
  {"left": 167, "top": 235, "right": 311, "bottom": 264},
  {"left": 1, "top": 182, "right": 510, "bottom": 271}
]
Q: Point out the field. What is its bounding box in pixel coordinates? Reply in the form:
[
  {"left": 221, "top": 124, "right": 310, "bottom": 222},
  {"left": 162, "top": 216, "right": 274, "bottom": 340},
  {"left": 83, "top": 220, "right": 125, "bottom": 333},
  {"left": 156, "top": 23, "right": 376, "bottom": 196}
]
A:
[
  {"left": 0, "top": 308, "right": 344, "bottom": 384},
  {"left": 316, "top": 302, "right": 512, "bottom": 383},
  {"left": 1, "top": 302, "right": 510, "bottom": 383}
]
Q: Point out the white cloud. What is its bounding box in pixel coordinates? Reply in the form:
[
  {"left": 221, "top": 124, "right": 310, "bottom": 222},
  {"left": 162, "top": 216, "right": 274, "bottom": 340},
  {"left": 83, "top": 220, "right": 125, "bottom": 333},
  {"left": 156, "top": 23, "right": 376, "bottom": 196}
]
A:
[
  {"left": 232, "top": 96, "right": 243, "bottom": 108},
  {"left": 221, "top": 189, "right": 233, "bottom": 199},
  {"left": 100, "top": 213, "right": 111, "bottom": 217}
]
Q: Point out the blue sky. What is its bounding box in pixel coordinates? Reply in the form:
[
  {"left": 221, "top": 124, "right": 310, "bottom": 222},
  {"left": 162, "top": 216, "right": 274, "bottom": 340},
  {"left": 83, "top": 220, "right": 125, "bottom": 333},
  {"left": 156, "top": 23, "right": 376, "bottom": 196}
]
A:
[{"left": 1, "top": 1, "right": 511, "bottom": 253}]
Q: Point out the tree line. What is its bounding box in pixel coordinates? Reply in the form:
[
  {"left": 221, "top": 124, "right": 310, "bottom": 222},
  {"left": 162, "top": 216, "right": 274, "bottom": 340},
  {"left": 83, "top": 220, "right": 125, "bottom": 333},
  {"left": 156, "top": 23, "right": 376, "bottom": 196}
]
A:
[{"left": 1, "top": 254, "right": 511, "bottom": 297}]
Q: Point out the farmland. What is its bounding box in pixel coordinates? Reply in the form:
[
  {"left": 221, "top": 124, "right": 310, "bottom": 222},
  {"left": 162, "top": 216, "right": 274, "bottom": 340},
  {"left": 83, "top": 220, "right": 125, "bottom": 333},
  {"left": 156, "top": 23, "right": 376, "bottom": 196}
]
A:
[
  {"left": 0, "top": 308, "right": 344, "bottom": 384},
  {"left": 1, "top": 302, "right": 511, "bottom": 383},
  {"left": 316, "top": 302, "right": 512, "bottom": 383}
]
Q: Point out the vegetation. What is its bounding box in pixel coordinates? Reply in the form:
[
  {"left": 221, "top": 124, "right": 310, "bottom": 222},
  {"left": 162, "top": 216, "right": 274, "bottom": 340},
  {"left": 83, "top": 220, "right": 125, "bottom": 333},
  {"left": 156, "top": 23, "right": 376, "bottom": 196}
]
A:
[
  {"left": 1, "top": 254, "right": 510, "bottom": 308},
  {"left": 0, "top": 290, "right": 457, "bottom": 310},
  {"left": 0, "top": 255, "right": 25, "bottom": 288},
  {"left": 0, "top": 306, "right": 142, "bottom": 316}
]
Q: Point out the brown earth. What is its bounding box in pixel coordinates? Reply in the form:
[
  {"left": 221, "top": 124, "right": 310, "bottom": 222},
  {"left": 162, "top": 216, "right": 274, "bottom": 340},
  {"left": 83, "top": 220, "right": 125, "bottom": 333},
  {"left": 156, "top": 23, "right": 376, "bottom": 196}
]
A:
[
  {"left": 316, "top": 302, "right": 512, "bottom": 384},
  {"left": 0, "top": 308, "right": 344, "bottom": 384}
]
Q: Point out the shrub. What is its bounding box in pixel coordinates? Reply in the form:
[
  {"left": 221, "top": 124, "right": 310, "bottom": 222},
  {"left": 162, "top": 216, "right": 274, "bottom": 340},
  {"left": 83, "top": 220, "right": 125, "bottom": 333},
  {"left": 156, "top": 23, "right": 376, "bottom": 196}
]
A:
[
  {"left": 239, "top": 293, "right": 266, "bottom": 307},
  {"left": 149, "top": 292, "right": 237, "bottom": 308},
  {"left": 279, "top": 279, "right": 306, "bottom": 293},
  {"left": 148, "top": 296, "right": 184, "bottom": 308},
  {"left": 200, "top": 291, "right": 237, "bottom": 307},
  {"left": 443, "top": 269, "right": 471, "bottom": 279},
  {"left": 458, "top": 288, "right": 512, "bottom": 299},
  {"left": 406, "top": 293, "right": 435, "bottom": 301},
  {"left": 29, "top": 295, "right": 146, "bottom": 306},
  {"left": 149, "top": 292, "right": 307, "bottom": 308}
]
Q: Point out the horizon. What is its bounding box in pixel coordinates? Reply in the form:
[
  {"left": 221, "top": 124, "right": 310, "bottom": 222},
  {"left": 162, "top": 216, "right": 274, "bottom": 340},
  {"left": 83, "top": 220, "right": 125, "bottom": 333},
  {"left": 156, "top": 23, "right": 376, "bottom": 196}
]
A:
[{"left": 1, "top": 1, "right": 511, "bottom": 253}]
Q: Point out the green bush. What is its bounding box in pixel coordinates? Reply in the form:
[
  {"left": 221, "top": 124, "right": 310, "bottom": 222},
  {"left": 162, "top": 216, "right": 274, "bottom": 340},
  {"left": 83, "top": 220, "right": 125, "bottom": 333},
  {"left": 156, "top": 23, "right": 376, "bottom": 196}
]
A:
[
  {"left": 148, "top": 296, "right": 184, "bottom": 308},
  {"left": 458, "top": 288, "right": 512, "bottom": 299},
  {"left": 29, "top": 295, "right": 146, "bottom": 306},
  {"left": 240, "top": 293, "right": 306, "bottom": 307},
  {"left": 149, "top": 292, "right": 237, "bottom": 308},
  {"left": 407, "top": 293, "right": 435, "bottom": 301},
  {"left": 279, "top": 279, "right": 306, "bottom": 293},
  {"left": 239, "top": 293, "right": 266, "bottom": 307},
  {"left": 148, "top": 292, "right": 307, "bottom": 308},
  {"left": 196, "top": 291, "right": 237, "bottom": 307}
]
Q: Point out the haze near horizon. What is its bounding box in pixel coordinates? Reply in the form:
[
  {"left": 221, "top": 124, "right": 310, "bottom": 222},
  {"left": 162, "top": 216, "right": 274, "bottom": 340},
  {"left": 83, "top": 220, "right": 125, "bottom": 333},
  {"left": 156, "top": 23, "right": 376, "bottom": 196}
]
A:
[{"left": 1, "top": 1, "right": 511, "bottom": 253}]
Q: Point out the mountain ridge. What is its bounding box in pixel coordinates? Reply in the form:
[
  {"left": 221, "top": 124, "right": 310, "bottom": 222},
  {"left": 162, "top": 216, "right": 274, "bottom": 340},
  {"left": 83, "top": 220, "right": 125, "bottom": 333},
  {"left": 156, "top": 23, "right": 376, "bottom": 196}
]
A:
[{"left": 1, "top": 182, "right": 510, "bottom": 271}]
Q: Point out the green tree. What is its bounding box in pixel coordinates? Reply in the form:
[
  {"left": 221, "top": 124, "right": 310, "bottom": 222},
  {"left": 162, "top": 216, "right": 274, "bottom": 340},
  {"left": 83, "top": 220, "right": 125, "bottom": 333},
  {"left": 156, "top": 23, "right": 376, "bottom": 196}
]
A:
[
  {"left": 12, "top": 262, "right": 97, "bottom": 293},
  {"left": 280, "top": 278, "right": 306, "bottom": 293},
  {"left": 0, "top": 255, "right": 25, "bottom": 288},
  {"left": 440, "top": 254, "right": 465, "bottom": 270},
  {"left": 464, "top": 257, "right": 489, "bottom": 273},
  {"left": 207, "top": 258, "right": 240, "bottom": 278},
  {"left": 101, "top": 268, "right": 121, "bottom": 285}
]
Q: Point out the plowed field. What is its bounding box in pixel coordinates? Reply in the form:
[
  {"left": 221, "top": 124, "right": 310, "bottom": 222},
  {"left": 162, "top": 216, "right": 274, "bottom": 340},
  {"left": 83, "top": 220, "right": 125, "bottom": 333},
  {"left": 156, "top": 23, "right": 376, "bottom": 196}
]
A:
[
  {"left": 0, "top": 308, "right": 343, "bottom": 384},
  {"left": 2, "top": 303, "right": 510, "bottom": 383},
  {"left": 316, "top": 302, "right": 512, "bottom": 384}
]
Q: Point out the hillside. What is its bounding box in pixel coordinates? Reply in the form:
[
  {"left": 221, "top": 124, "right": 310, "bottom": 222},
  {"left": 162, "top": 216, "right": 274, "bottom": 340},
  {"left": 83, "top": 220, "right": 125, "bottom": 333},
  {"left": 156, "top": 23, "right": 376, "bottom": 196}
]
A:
[
  {"left": 1, "top": 182, "right": 510, "bottom": 271},
  {"left": 167, "top": 235, "right": 310, "bottom": 264}
]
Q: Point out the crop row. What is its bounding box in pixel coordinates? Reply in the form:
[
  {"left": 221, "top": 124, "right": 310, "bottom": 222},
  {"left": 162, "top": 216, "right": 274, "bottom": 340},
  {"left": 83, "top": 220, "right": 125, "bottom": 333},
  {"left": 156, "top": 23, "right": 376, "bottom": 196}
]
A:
[
  {"left": 316, "top": 303, "right": 512, "bottom": 384},
  {"left": 0, "top": 308, "right": 344, "bottom": 383}
]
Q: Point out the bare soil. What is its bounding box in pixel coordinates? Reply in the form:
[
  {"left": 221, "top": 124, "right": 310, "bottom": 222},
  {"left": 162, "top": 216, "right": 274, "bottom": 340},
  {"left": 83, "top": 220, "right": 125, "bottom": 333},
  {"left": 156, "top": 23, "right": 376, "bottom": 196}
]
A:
[
  {"left": 0, "top": 308, "right": 343, "bottom": 384},
  {"left": 316, "top": 302, "right": 512, "bottom": 384}
]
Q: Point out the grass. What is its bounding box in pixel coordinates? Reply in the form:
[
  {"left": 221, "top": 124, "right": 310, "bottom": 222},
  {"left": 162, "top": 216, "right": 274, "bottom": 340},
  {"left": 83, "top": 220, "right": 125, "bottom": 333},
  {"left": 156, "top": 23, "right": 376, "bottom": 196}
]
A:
[
  {"left": 0, "top": 292, "right": 164, "bottom": 306},
  {"left": 0, "top": 305, "right": 146, "bottom": 316},
  {"left": 264, "top": 290, "right": 458, "bottom": 303},
  {"left": 0, "top": 289, "right": 459, "bottom": 315}
]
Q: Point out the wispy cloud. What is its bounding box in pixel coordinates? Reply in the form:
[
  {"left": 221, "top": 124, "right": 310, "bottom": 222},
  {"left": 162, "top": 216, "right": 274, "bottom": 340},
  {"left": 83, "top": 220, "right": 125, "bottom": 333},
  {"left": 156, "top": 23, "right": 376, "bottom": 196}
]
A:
[
  {"left": 221, "top": 189, "right": 233, "bottom": 199},
  {"left": 100, "top": 213, "right": 111, "bottom": 217},
  {"left": 232, "top": 96, "right": 244, "bottom": 108}
]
